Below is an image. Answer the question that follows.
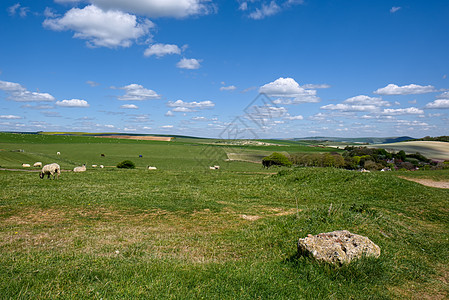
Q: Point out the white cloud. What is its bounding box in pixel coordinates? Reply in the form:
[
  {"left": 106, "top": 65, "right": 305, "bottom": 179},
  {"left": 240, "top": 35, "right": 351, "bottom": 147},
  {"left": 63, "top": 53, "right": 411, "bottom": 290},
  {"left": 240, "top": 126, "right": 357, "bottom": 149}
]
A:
[
  {"left": 176, "top": 58, "right": 201, "bottom": 69},
  {"left": 321, "top": 95, "right": 390, "bottom": 112},
  {"left": 390, "top": 6, "right": 401, "bottom": 13},
  {"left": 220, "top": 85, "right": 237, "bottom": 91},
  {"left": 436, "top": 91, "right": 449, "bottom": 99},
  {"left": 284, "top": 114, "right": 303, "bottom": 120},
  {"left": 120, "top": 104, "right": 139, "bottom": 109},
  {"left": 165, "top": 110, "right": 174, "bottom": 117},
  {"left": 167, "top": 100, "right": 214, "bottom": 112},
  {"left": 43, "top": 5, "right": 154, "bottom": 48},
  {"left": 0, "top": 115, "right": 22, "bottom": 119},
  {"left": 425, "top": 99, "right": 449, "bottom": 109},
  {"left": 374, "top": 83, "right": 436, "bottom": 95},
  {"left": 249, "top": 1, "right": 280, "bottom": 19},
  {"left": 44, "top": 7, "right": 59, "bottom": 18},
  {"left": 161, "top": 125, "right": 173, "bottom": 128},
  {"left": 259, "top": 77, "right": 320, "bottom": 103},
  {"left": 381, "top": 107, "right": 424, "bottom": 115},
  {"left": 117, "top": 84, "right": 161, "bottom": 101},
  {"left": 86, "top": 80, "right": 100, "bottom": 87},
  {"left": 301, "top": 84, "right": 331, "bottom": 89},
  {"left": 55, "top": 99, "right": 90, "bottom": 107},
  {"left": 91, "top": 0, "right": 214, "bottom": 18},
  {"left": 144, "top": 43, "right": 181, "bottom": 58},
  {"left": 8, "top": 3, "right": 29, "bottom": 17},
  {"left": 0, "top": 80, "right": 55, "bottom": 102}
]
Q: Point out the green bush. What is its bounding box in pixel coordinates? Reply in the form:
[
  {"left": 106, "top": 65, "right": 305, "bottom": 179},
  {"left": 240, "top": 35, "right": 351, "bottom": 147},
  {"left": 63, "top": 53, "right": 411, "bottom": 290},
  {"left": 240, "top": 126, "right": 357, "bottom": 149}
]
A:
[
  {"left": 262, "top": 152, "right": 292, "bottom": 168},
  {"left": 117, "top": 160, "right": 136, "bottom": 169}
]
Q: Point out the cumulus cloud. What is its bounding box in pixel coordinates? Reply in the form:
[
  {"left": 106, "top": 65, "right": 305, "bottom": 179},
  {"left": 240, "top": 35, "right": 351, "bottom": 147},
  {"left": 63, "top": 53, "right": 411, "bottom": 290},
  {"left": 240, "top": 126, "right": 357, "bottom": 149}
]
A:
[
  {"left": 43, "top": 5, "right": 154, "bottom": 48},
  {"left": 381, "top": 107, "right": 424, "bottom": 115},
  {"left": 144, "top": 43, "right": 181, "bottom": 58},
  {"left": 259, "top": 77, "right": 320, "bottom": 103},
  {"left": 374, "top": 83, "right": 436, "bottom": 95},
  {"left": 165, "top": 110, "right": 174, "bottom": 117},
  {"left": 425, "top": 99, "right": 449, "bottom": 109},
  {"left": 0, "top": 115, "right": 22, "bottom": 119},
  {"left": 120, "top": 104, "right": 138, "bottom": 109},
  {"left": 249, "top": 1, "right": 280, "bottom": 19},
  {"left": 0, "top": 80, "right": 55, "bottom": 102},
  {"left": 176, "top": 58, "right": 201, "bottom": 69},
  {"left": 116, "top": 84, "right": 161, "bottom": 101},
  {"left": 167, "top": 99, "right": 214, "bottom": 111},
  {"left": 321, "top": 95, "right": 390, "bottom": 112},
  {"left": 55, "top": 99, "right": 90, "bottom": 107},
  {"left": 91, "top": 0, "right": 215, "bottom": 18}
]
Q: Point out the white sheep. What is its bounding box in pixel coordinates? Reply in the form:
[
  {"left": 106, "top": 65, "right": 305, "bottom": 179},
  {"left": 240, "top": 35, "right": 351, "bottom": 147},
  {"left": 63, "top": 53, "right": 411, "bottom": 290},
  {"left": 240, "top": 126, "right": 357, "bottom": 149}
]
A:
[
  {"left": 22, "top": 163, "right": 31, "bottom": 168},
  {"left": 209, "top": 166, "right": 215, "bottom": 170},
  {"left": 92, "top": 164, "right": 97, "bottom": 168},
  {"left": 73, "top": 164, "right": 86, "bottom": 172},
  {"left": 33, "top": 162, "right": 42, "bottom": 167},
  {"left": 214, "top": 165, "right": 220, "bottom": 170},
  {"left": 39, "top": 163, "right": 60, "bottom": 179},
  {"left": 100, "top": 165, "right": 104, "bottom": 169},
  {"left": 147, "top": 166, "right": 157, "bottom": 170},
  {"left": 56, "top": 152, "right": 61, "bottom": 155}
]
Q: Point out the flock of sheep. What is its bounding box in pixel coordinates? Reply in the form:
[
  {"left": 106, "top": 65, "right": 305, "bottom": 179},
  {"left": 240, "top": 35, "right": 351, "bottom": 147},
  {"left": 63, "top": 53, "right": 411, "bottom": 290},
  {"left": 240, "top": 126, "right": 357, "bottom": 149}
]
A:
[{"left": 22, "top": 151, "right": 221, "bottom": 179}]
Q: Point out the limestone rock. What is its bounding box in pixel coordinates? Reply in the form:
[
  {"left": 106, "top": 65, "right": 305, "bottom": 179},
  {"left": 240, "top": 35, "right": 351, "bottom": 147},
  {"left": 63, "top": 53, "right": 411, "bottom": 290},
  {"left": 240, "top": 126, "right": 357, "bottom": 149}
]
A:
[{"left": 297, "top": 230, "right": 380, "bottom": 264}]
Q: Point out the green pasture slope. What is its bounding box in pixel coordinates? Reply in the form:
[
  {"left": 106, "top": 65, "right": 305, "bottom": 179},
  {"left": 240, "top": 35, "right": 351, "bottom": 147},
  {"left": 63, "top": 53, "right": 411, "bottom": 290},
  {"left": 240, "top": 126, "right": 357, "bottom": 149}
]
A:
[{"left": 1, "top": 132, "right": 448, "bottom": 298}]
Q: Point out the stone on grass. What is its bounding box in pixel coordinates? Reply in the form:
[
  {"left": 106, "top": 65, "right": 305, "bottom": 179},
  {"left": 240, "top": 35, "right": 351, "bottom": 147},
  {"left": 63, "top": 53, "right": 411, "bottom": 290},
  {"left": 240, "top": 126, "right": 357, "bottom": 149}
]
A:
[{"left": 297, "top": 230, "right": 380, "bottom": 264}]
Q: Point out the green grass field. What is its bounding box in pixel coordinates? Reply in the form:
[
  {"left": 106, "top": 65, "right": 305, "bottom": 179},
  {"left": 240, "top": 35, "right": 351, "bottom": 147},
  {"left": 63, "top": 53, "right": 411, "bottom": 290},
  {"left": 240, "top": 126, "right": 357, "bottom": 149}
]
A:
[{"left": 1, "top": 133, "right": 448, "bottom": 298}]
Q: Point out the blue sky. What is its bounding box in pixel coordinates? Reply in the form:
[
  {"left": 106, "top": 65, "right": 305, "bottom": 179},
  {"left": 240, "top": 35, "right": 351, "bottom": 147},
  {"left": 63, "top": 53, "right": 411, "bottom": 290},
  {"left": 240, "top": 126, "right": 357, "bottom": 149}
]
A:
[{"left": 0, "top": 0, "right": 448, "bottom": 138}]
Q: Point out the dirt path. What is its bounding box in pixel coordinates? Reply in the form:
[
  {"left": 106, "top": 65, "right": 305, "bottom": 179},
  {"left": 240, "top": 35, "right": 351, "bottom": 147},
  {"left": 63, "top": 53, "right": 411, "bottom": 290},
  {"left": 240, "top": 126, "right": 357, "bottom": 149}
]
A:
[{"left": 398, "top": 176, "right": 449, "bottom": 189}]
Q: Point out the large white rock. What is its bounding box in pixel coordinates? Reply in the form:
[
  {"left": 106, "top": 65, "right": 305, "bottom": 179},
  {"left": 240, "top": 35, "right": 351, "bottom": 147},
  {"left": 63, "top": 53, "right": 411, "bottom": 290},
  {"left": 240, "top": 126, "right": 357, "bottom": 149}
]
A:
[{"left": 297, "top": 230, "right": 381, "bottom": 264}]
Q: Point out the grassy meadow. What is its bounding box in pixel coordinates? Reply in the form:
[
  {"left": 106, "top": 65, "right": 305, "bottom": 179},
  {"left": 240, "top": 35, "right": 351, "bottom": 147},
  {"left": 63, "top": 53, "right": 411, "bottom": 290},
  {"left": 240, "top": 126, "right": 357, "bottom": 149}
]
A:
[{"left": 1, "top": 132, "right": 448, "bottom": 299}]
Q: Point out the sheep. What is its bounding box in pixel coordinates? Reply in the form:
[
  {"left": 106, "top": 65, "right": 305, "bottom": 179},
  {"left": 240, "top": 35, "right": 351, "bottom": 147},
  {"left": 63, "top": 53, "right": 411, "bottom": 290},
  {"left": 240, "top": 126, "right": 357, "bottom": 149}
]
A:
[
  {"left": 73, "top": 164, "right": 86, "bottom": 172},
  {"left": 33, "top": 162, "right": 42, "bottom": 167},
  {"left": 92, "top": 164, "right": 97, "bottom": 168},
  {"left": 147, "top": 166, "right": 157, "bottom": 170},
  {"left": 214, "top": 165, "right": 220, "bottom": 170},
  {"left": 100, "top": 165, "right": 104, "bottom": 169},
  {"left": 39, "top": 163, "right": 60, "bottom": 179},
  {"left": 56, "top": 152, "right": 61, "bottom": 155},
  {"left": 101, "top": 154, "right": 105, "bottom": 157},
  {"left": 22, "top": 163, "right": 31, "bottom": 168}
]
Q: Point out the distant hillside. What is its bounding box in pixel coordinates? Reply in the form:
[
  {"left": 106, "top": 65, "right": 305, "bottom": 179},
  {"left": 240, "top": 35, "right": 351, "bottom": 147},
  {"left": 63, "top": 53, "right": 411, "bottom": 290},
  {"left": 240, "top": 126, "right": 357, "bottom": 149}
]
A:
[
  {"left": 409, "top": 136, "right": 449, "bottom": 143},
  {"left": 289, "top": 136, "right": 415, "bottom": 144}
]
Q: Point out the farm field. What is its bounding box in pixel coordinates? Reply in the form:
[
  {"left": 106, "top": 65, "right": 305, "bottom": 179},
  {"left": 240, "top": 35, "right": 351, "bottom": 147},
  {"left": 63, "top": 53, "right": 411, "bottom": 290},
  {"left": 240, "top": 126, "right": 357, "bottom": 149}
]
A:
[
  {"left": 0, "top": 133, "right": 448, "bottom": 298},
  {"left": 368, "top": 141, "right": 449, "bottom": 161}
]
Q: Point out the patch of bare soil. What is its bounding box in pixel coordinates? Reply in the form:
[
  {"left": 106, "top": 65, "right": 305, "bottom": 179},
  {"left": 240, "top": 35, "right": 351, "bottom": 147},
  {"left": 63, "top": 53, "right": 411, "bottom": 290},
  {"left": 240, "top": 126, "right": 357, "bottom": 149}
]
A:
[
  {"left": 399, "top": 176, "right": 449, "bottom": 189},
  {"left": 95, "top": 135, "right": 172, "bottom": 141}
]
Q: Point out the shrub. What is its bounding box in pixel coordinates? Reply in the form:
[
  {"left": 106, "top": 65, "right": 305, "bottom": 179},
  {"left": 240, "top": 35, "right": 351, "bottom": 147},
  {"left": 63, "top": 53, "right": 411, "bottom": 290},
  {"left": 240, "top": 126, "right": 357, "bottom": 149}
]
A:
[
  {"left": 117, "top": 160, "right": 136, "bottom": 169},
  {"left": 262, "top": 152, "right": 292, "bottom": 168}
]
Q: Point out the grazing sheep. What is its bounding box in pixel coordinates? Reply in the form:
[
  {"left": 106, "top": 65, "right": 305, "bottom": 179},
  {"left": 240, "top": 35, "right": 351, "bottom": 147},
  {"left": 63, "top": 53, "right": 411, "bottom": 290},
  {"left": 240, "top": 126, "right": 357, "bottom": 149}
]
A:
[
  {"left": 209, "top": 166, "right": 216, "bottom": 170},
  {"left": 73, "top": 164, "right": 86, "bottom": 172},
  {"left": 33, "top": 162, "right": 42, "bottom": 167},
  {"left": 22, "top": 163, "right": 31, "bottom": 168},
  {"left": 56, "top": 152, "right": 61, "bottom": 155},
  {"left": 100, "top": 165, "right": 104, "bottom": 169},
  {"left": 147, "top": 166, "right": 157, "bottom": 170},
  {"left": 92, "top": 164, "right": 97, "bottom": 168},
  {"left": 39, "top": 163, "right": 60, "bottom": 179},
  {"left": 214, "top": 165, "right": 220, "bottom": 170}
]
